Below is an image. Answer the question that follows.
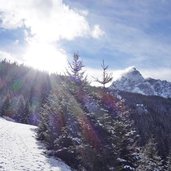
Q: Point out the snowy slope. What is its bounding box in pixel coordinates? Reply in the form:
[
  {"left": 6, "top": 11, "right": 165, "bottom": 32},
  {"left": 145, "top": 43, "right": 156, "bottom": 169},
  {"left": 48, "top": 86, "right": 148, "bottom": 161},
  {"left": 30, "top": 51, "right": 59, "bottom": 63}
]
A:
[
  {"left": 0, "top": 117, "right": 71, "bottom": 171},
  {"left": 111, "top": 67, "right": 171, "bottom": 98}
]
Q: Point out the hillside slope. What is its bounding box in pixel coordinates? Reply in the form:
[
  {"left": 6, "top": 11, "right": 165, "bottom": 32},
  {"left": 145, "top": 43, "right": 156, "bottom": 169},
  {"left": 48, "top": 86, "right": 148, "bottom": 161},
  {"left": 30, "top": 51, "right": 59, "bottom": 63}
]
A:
[
  {"left": 0, "top": 117, "right": 71, "bottom": 171},
  {"left": 118, "top": 91, "right": 171, "bottom": 157},
  {"left": 0, "top": 60, "right": 170, "bottom": 169}
]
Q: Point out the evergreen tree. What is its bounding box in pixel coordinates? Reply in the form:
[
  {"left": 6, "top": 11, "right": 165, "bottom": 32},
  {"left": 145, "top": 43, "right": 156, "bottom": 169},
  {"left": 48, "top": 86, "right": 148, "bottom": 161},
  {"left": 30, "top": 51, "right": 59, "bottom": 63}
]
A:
[
  {"left": 21, "top": 100, "right": 30, "bottom": 124},
  {"left": 16, "top": 99, "right": 30, "bottom": 124},
  {"left": 67, "top": 53, "right": 86, "bottom": 85},
  {"left": 54, "top": 126, "right": 80, "bottom": 168},
  {"left": 37, "top": 103, "right": 50, "bottom": 142},
  {"left": 95, "top": 60, "right": 113, "bottom": 88},
  {"left": 37, "top": 92, "right": 63, "bottom": 147},
  {"left": 166, "top": 153, "right": 171, "bottom": 171},
  {"left": 112, "top": 112, "right": 139, "bottom": 171},
  {"left": 136, "top": 137, "right": 164, "bottom": 171},
  {"left": 37, "top": 88, "right": 82, "bottom": 169},
  {"left": 1, "top": 97, "right": 10, "bottom": 117},
  {"left": 16, "top": 98, "right": 25, "bottom": 122},
  {"left": 84, "top": 90, "right": 140, "bottom": 170}
]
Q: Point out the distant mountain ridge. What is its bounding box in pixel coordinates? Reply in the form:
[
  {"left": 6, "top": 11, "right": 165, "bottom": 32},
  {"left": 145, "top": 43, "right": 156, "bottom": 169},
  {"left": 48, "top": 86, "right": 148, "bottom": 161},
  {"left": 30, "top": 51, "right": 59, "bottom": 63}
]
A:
[{"left": 110, "top": 67, "right": 171, "bottom": 98}]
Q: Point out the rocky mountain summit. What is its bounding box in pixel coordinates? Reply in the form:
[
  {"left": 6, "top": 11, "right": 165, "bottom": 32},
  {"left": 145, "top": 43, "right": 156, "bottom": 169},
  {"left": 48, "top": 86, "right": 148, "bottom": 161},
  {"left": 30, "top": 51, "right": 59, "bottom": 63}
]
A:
[{"left": 111, "top": 67, "right": 171, "bottom": 98}]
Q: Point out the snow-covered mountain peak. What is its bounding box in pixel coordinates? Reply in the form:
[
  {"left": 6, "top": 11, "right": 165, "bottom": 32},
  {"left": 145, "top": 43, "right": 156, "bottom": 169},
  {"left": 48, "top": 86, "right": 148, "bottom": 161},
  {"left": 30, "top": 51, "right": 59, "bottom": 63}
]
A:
[
  {"left": 111, "top": 67, "right": 171, "bottom": 98},
  {"left": 119, "top": 67, "right": 144, "bottom": 82},
  {"left": 124, "top": 66, "right": 137, "bottom": 72}
]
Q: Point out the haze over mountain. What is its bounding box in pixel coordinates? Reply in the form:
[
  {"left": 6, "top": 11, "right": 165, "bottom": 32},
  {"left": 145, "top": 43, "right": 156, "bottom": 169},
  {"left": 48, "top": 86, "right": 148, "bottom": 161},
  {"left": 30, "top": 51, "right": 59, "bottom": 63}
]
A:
[{"left": 111, "top": 67, "right": 171, "bottom": 98}]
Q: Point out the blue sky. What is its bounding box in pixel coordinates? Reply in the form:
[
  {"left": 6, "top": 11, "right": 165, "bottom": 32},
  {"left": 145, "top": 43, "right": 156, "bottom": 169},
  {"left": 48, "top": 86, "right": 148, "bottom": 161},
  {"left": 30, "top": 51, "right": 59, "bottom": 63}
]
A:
[{"left": 0, "top": 0, "right": 171, "bottom": 82}]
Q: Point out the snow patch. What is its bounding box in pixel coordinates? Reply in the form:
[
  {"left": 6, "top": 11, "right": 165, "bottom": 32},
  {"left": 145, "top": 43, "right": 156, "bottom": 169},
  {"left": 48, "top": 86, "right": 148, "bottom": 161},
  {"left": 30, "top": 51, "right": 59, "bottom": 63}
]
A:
[{"left": 0, "top": 117, "right": 71, "bottom": 171}]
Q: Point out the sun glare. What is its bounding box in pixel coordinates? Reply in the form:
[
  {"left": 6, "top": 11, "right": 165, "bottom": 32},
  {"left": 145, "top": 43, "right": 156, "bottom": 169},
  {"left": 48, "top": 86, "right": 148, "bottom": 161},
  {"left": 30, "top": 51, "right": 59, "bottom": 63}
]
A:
[{"left": 24, "top": 42, "right": 68, "bottom": 74}]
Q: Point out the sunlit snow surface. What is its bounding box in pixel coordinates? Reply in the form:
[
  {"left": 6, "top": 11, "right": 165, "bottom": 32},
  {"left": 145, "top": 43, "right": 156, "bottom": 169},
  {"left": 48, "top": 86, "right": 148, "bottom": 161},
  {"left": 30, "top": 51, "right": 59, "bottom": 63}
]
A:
[{"left": 0, "top": 118, "right": 71, "bottom": 171}]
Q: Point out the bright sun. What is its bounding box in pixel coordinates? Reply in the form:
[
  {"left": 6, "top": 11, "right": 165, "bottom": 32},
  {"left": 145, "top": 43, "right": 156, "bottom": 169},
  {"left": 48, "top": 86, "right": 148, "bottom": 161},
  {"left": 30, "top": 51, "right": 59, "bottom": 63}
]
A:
[{"left": 24, "top": 42, "right": 68, "bottom": 74}]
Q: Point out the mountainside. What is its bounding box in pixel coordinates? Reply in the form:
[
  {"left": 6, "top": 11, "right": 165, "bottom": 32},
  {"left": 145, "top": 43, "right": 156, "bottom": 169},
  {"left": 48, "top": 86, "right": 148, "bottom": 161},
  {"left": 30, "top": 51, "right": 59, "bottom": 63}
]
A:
[
  {"left": 111, "top": 67, "right": 171, "bottom": 98},
  {"left": 0, "top": 117, "right": 71, "bottom": 171},
  {"left": 0, "top": 60, "right": 171, "bottom": 170},
  {"left": 117, "top": 90, "right": 171, "bottom": 158}
]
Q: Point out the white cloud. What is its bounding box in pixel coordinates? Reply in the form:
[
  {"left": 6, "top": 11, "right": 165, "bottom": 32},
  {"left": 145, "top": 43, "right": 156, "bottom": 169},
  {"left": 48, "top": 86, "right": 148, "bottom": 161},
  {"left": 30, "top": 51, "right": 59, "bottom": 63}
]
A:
[
  {"left": 0, "top": 50, "right": 21, "bottom": 63},
  {"left": 105, "top": 22, "right": 171, "bottom": 67},
  {"left": 0, "top": 0, "right": 104, "bottom": 73},
  {"left": 0, "top": 0, "right": 91, "bottom": 42},
  {"left": 0, "top": 0, "right": 104, "bottom": 42},
  {"left": 141, "top": 68, "right": 171, "bottom": 82},
  {"left": 91, "top": 25, "right": 105, "bottom": 39},
  {"left": 0, "top": 51, "right": 12, "bottom": 60},
  {"left": 0, "top": 12, "right": 24, "bottom": 29}
]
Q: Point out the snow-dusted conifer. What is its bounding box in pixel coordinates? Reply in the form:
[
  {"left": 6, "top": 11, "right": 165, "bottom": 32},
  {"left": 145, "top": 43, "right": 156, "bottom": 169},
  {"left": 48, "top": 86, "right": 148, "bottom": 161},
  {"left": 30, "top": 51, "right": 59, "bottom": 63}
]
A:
[
  {"left": 166, "top": 153, "right": 171, "bottom": 171},
  {"left": 67, "top": 53, "right": 86, "bottom": 85},
  {"left": 113, "top": 111, "right": 140, "bottom": 171},
  {"left": 1, "top": 97, "right": 10, "bottom": 116},
  {"left": 136, "top": 137, "right": 164, "bottom": 171}
]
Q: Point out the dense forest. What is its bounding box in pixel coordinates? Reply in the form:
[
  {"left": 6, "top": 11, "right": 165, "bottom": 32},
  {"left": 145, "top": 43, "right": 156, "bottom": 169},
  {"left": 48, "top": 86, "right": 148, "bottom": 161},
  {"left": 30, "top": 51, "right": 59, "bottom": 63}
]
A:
[
  {"left": 120, "top": 91, "right": 171, "bottom": 159},
  {"left": 0, "top": 56, "right": 171, "bottom": 171}
]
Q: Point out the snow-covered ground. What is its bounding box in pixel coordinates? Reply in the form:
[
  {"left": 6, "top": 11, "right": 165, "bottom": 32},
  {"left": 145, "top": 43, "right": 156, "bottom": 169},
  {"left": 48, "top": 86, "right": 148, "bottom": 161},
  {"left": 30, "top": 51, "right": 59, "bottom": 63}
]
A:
[{"left": 0, "top": 117, "right": 71, "bottom": 171}]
